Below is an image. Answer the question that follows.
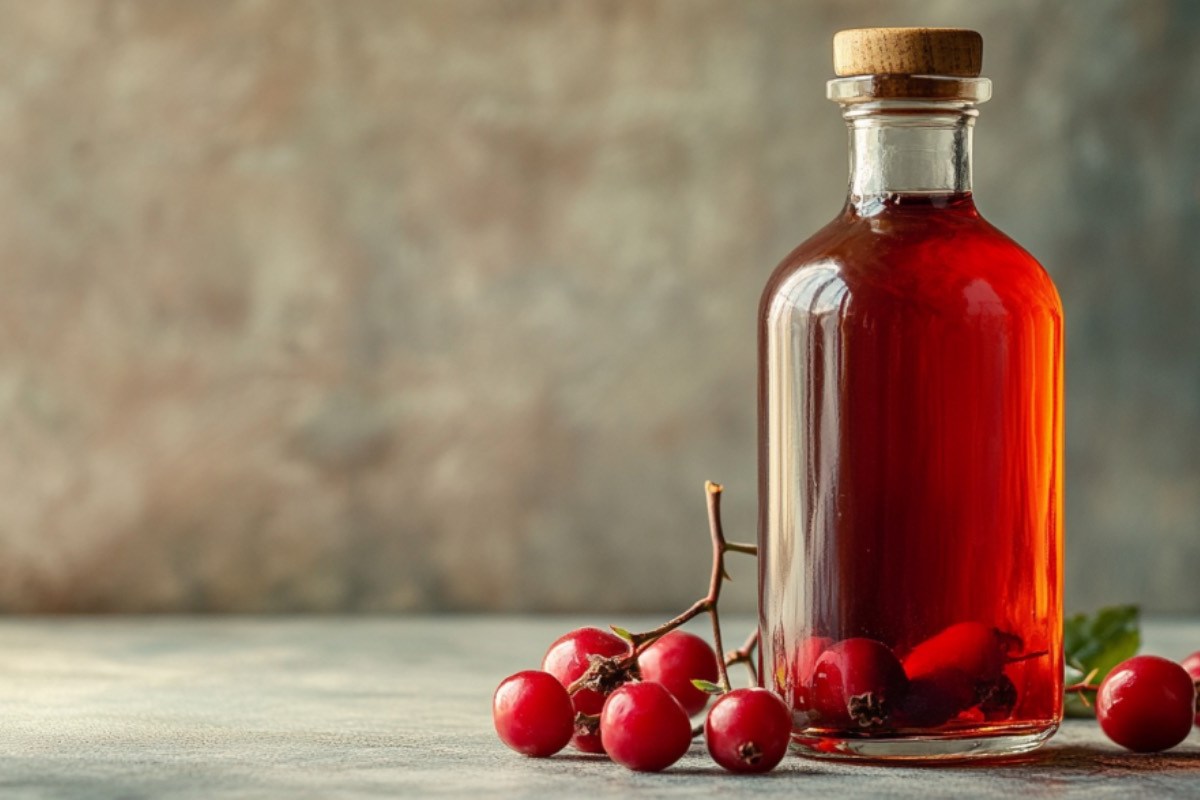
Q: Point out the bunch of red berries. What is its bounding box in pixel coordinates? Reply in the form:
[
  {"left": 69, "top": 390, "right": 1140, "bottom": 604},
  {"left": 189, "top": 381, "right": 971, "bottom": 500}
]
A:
[
  {"left": 494, "top": 627, "right": 790, "bottom": 773},
  {"left": 493, "top": 482, "right": 790, "bottom": 773}
]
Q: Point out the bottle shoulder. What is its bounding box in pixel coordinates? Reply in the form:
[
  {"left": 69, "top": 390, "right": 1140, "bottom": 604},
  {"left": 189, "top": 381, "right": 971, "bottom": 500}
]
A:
[{"left": 760, "top": 205, "right": 1061, "bottom": 323}]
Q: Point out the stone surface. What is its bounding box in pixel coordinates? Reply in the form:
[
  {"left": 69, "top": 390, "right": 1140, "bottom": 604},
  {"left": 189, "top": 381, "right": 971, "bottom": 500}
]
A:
[
  {"left": 0, "top": 616, "right": 1198, "bottom": 798},
  {"left": 0, "top": 2, "right": 1196, "bottom": 613}
]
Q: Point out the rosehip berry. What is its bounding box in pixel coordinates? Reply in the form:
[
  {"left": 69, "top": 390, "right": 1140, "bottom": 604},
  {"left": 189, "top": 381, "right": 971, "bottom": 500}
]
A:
[
  {"left": 600, "top": 681, "right": 693, "bottom": 772},
  {"left": 493, "top": 670, "right": 575, "bottom": 757},
  {"left": 902, "top": 622, "right": 1019, "bottom": 685},
  {"left": 810, "top": 638, "right": 908, "bottom": 729},
  {"left": 1096, "top": 655, "right": 1197, "bottom": 753},
  {"left": 895, "top": 668, "right": 977, "bottom": 728},
  {"left": 639, "top": 630, "right": 720, "bottom": 717},
  {"left": 705, "top": 688, "right": 792, "bottom": 773},
  {"left": 775, "top": 635, "right": 833, "bottom": 713},
  {"left": 1181, "top": 650, "right": 1200, "bottom": 727},
  {"left": 542, "top": 627, "right": 628, "bottom": 753}
]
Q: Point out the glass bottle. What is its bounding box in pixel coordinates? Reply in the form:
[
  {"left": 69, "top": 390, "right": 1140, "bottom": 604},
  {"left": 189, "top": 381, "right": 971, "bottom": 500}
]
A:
[{"left": 757, "top": 29, "right": 1063, "bottom": 760}]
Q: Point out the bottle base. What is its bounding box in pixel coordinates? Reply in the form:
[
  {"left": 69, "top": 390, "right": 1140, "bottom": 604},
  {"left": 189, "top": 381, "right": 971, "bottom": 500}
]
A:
[{"left": 790, "top": 723, "right": 1059, "bottom": 763}]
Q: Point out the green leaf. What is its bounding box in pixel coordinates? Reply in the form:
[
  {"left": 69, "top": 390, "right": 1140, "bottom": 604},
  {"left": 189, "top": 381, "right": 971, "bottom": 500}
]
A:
[
  {"left": 1063, "top": 605, "right": 1140, "bottom": 717},
  {"left": 691, "top": 679, "right": 725, "bottom": 695},
  {"left": 610, "top": 625, "right": 634, "bottom": 643}
]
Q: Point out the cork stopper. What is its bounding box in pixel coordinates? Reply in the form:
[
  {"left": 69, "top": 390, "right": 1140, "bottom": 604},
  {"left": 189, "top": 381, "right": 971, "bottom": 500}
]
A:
[{"left": 833, "top": 28, "right": 982, "bottom": 78}]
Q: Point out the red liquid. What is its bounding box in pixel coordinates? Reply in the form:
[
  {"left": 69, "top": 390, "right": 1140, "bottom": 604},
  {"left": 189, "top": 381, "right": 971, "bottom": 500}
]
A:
[{"left": 757, "top": 193, "right": 1063, "bottom": 746}]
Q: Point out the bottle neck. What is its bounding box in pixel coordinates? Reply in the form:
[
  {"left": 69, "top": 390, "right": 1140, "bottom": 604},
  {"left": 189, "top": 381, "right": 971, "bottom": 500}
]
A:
[{"left": 844, "top": 103, "right": 977, "bottom": 208}]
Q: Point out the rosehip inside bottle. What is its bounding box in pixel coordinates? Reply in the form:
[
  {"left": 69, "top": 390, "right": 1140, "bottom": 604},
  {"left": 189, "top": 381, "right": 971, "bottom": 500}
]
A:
[
  {"left": 897, "top": 669, "right": 977, "bottom": 728},
  {"left": 902, "top": 622, "right": 1017, "bottom": 686},
  {"left": 809, "top": 638, "right": 908, "bottom": 729}
]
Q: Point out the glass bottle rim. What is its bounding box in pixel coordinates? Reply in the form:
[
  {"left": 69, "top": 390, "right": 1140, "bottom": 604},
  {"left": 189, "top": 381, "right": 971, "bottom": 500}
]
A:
[{"left": 827, "top": 75, "right": 991, "bottom": 105}]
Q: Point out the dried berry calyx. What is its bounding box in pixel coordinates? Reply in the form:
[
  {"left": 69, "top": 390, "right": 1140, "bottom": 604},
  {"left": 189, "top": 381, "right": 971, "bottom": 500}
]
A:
[
  {"left": 847, "top": 692, "right": 889, "bottom": 727},
  {"left": 571, "top": 653, "right": 641, "bottom": 697}
]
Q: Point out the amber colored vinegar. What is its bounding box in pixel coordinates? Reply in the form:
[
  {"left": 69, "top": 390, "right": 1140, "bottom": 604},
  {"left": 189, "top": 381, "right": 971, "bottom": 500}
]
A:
[{"left": 757, "top": 193, "right": 1063, "bottom": 744}]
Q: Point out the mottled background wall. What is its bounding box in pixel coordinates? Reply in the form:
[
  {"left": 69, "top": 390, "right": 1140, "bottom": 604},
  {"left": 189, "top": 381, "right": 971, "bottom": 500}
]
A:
[{"left": 0, "top": 0, "right": 1196, "bottom": 613}]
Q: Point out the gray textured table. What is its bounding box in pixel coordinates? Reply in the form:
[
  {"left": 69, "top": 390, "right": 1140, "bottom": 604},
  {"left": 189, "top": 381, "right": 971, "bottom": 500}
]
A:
[{"left": 1, "top": 617, "right": 1198, "bottom": 798}]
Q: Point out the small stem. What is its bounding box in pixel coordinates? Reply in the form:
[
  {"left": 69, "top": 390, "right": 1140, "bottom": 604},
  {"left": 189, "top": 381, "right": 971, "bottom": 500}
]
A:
[
  {"left": 1064, "top": 682, "right": 1100, "bottom": 694},
  {"left": 705, "top": 482, "right": 733, "bottom": 693},
  {"left": 566, "top": 673, "right": 590, "bottom": 695},
  {"left": 1061, "top": 677, "right": 1200, "bottom": 705},
  {"left": 724, "top": 628, "right": 761, "bottom": 686},
  {"left": 710, "top": 606, "right": 730, "bottom": 692},
  {"left": 1006, "top": 649, "right": 1049, "bottom": 665},
  {"left": 1063, "top": 680, "right": 1100, "bottom": 711},
  {"left": 606, "top": 481, "right": 755, "bottom": 696},
  {"left": 628, "top": 597, "right": 712, "bottom": 657},
  {"left": 691, "top": 721, "right": 704, "bottom": 739}
]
